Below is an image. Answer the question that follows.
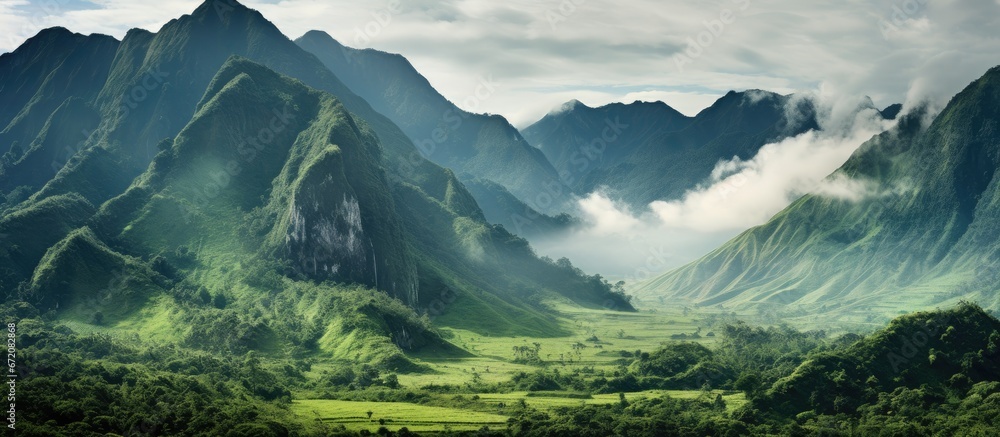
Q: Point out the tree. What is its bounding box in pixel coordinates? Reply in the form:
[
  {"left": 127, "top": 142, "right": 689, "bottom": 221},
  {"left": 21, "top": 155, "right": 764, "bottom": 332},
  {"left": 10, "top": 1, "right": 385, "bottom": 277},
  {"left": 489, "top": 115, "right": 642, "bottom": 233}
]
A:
[
  {"left": 384, "top": 373, "right": 400, "bottom": 389},
  {"left": 734, "top": 372, "right": 762, "bottom": 399}
]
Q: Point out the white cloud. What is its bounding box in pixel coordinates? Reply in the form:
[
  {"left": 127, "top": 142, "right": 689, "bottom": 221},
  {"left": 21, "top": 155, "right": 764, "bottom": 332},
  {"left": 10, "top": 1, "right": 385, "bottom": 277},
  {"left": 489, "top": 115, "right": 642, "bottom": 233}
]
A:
[
  {"left": 646, "top": 94, "right": 892, "bottom": 232},
  {"left": 531, "top": 92, "right": 898, "bottom": 278},
  {"left": 2, "top": 0, "right": 997, "bottom": 279}
]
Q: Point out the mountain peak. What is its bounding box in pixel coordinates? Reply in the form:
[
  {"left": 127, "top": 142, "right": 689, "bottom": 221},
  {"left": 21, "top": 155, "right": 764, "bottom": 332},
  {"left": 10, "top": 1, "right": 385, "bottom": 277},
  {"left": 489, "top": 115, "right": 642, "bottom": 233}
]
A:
[
  {"left": 551, "top": 99, "right": 588, "bottom": 114},
  {"left": 301, "top": 30, "right": 337, "bottom": 43},
  {"left": 16, "top": 27, "right": 95, "bottom": 49},
  {"left": 880, "top": 103, "right": 903, "bottom": 120},
  {"left": 34, "top": 26, "right": 73, "bottom": 38},
  {"left": 191, "top": 0, "right": 254, "bottom": 22}
]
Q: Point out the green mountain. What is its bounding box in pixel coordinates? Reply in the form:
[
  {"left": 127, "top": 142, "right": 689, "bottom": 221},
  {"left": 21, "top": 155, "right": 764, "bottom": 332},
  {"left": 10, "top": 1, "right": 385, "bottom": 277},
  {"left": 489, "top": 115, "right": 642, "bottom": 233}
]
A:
[
  {"left": 0, "top": 27, "right": 118, "bottom": 195},
  {"left": 1, "top": 0, "right": 633, "bottom": 361},
  {"left": 638, "top": 66, "right": 1000, "bottom": 319},
  {"left": 295, "top": 31, "right": 573, "bottom": 230},
  {"left": 5, "top": 0, "right": 441, "bottom": 208},
  {"left": 521, "top": 92, "right": 820, "bottom": 208}
]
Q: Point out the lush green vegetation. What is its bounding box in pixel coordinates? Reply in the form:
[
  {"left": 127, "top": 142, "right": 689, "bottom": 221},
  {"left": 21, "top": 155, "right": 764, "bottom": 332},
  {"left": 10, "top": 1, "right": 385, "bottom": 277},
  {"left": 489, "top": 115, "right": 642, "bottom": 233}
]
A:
[
  {"left": 5, "top": 3, "right": 1000, "bottom": 437},
  {"left": 8, "top": 299, "right": 999, "bottom": 436}
]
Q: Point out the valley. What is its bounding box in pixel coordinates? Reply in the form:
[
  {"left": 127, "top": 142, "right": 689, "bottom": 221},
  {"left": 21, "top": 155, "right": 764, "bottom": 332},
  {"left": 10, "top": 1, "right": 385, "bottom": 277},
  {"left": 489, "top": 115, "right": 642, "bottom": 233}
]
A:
[{"left": 2, "top": 0, "right": 1000, "bottom": 436}]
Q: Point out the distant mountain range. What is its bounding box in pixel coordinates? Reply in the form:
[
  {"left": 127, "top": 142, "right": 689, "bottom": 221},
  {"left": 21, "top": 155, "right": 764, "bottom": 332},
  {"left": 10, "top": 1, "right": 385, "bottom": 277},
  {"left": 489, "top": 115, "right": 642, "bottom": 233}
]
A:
[
  {"left": 638, "top": 66, "right": 1000, "bottom": 320},
  {"left": 522, "top": 93, "right": 904, "bottom": 210}
]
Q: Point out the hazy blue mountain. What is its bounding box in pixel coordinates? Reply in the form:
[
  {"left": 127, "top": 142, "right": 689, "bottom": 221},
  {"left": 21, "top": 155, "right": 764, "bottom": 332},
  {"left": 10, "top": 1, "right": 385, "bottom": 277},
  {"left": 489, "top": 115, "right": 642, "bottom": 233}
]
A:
[
  {"left": 522, "top": 92, "right": 821, "bottom": 207},
  {"left": 0, "top": 28, "right": 118, "bottom": 194},
  {"left": 638, "top": 66, "right": 1000, "bottom": 319},
  {"left": 295, "top": 31, "right": 573, "bottom": 225}
]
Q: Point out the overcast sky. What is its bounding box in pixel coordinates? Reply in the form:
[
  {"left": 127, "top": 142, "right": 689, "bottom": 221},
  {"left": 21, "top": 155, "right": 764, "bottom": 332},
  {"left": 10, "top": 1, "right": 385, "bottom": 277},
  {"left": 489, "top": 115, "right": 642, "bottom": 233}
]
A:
[{"left": 3, "top": 0, "right": 999, "bottom": 127}]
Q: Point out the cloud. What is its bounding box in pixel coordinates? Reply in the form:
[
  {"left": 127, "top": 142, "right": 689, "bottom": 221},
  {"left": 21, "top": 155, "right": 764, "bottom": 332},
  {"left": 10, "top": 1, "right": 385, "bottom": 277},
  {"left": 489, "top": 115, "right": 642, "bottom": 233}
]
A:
[
  {"left": 4, "top": 0, "right": 997, "bottom": 127},
  {"left": 2, "top": 0, "right": 996, "bottom": 279},
  {"left": 530, "top": 92, "right": 898, "bottom": 278},
  {"left": 646, "top": 93, "right": 892, "bottom": 231}
]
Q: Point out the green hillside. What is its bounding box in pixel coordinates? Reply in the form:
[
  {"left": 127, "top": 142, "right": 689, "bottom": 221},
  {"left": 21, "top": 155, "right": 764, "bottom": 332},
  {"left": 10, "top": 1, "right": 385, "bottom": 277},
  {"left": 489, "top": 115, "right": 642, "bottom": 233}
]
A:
[
  {"left": 295, "top": 31, "right": 572, "bottom": 227},
  {"left": 639, "top": 66, "right": 1000, "bottom": 321}
]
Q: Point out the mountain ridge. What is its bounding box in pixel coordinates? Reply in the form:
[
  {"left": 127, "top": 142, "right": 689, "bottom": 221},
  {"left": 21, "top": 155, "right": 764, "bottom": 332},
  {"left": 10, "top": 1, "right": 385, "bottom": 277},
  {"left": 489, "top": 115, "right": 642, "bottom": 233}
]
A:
[
  {"left": 637, "top": 65, "right": 1000, "bottom": 320},
  {"left": 295, "top": 30, "right": 574, "bottom": 226},
  {"left": 522, "top": 90, "right": 820, "bottom": 208}
]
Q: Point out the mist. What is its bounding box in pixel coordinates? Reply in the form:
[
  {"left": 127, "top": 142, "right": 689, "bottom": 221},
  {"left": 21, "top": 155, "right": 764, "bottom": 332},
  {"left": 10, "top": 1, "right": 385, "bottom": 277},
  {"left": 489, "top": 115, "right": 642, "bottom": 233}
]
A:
[{"left": 530, "top": 91, "right": 900, "bottom": 282}]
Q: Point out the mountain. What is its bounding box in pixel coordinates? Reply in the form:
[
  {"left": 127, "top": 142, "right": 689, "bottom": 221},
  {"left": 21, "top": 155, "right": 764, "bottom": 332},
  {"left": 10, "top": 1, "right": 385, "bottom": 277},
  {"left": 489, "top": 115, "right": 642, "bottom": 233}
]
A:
[
  {"left": 1, "top": 0, "right": 634, "bottom": 359},
  {"left": 637, "top": 66, "right": 1000, "bottom": 320},
  {"left": 522, "top": 92, "right": 820, "bottom": 208},
  {"left": 0, "top": 27, "right": 119, "bottom": 196},
  {"left": 295, "top": 31, "right": 573, "bottom": 229},
  {"left": 7, "top": 0, "right": 439, "bottom": 209},
  {"left": 881, "top": 103, "right": 903, "bottom": 120},
  {"left": 460, "top": 177, "right": 577, "bottom": 237}
]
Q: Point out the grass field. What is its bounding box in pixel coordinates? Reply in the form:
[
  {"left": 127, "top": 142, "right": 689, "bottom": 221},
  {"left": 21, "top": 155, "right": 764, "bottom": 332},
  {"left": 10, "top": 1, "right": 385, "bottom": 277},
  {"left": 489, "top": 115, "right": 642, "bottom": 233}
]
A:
[
  {"left": 291, "top": 399, "right": 509, "bottom": 432},
  {"left": 291, "top": 302, "right": 747, "bottom": 432},
  {"left": 474, "top": 390, "right": 747, "bottom": 412},
  {"left": 396, "top": 301, "right": 715, "bottom": 387}
]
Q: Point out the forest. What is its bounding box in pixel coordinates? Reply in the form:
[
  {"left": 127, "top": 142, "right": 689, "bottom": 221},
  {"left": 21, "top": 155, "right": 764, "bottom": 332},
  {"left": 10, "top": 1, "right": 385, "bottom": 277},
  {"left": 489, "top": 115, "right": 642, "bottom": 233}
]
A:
[{"left": 6, "top": 298, "right": 999, "bottom": 436}]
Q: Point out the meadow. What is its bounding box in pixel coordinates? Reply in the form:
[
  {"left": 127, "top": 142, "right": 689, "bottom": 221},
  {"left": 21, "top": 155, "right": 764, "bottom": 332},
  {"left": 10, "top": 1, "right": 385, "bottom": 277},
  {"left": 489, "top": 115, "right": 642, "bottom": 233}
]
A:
[{"left": 290, "top": 300, "right": 744, "bottom": 433}]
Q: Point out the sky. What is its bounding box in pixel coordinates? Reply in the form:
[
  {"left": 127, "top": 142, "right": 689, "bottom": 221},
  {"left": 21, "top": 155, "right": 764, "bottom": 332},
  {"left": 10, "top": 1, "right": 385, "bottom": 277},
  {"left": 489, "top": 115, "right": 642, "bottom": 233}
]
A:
[
  {"left": 3, "top": 0, "right": 1000, "bottom": 280},
  {"left": 3, "top": 0, "right": 999, "bottom": 128}
]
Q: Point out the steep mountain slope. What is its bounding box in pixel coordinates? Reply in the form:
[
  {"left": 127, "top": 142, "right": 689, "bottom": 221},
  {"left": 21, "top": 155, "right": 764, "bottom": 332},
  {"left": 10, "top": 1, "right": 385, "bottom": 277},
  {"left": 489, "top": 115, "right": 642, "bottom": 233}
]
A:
[
  {"left": 1, "top": 1, "right": 633, "bottom": 351},
  {"left": 295, "top": 31, "right": 573, "bottom": 225},
  {"left": 638, "top": 66, "right": 1000, "bottom": 318},
  {"left": 11, "top": 0, "right": 454, "bottom": 210},
  {"left": 522, "top": 92, "right": 820, "bottom": 207},
  {"left": 461, "top": 177, "right": 576, "bottom": 237},
  {"left": 88, "top": 56, "right": 418, "bottom": 306},
  {"left": 0, "top": 28, "right": 118, "bottom": 194}
]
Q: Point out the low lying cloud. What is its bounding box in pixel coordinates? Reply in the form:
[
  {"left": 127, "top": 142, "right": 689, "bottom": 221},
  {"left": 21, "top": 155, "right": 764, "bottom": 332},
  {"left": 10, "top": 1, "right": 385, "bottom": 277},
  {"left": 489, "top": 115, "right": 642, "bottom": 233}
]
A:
[{"left": 531, "top": 91, "right": 901, "bottom": 279}]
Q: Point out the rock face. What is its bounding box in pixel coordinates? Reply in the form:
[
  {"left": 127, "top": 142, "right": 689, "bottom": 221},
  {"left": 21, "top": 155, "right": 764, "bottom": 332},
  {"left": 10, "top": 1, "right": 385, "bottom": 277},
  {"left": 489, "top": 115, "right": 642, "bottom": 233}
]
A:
[{"left": 281, "top": 147, "right": 376, "bottom": 289}]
